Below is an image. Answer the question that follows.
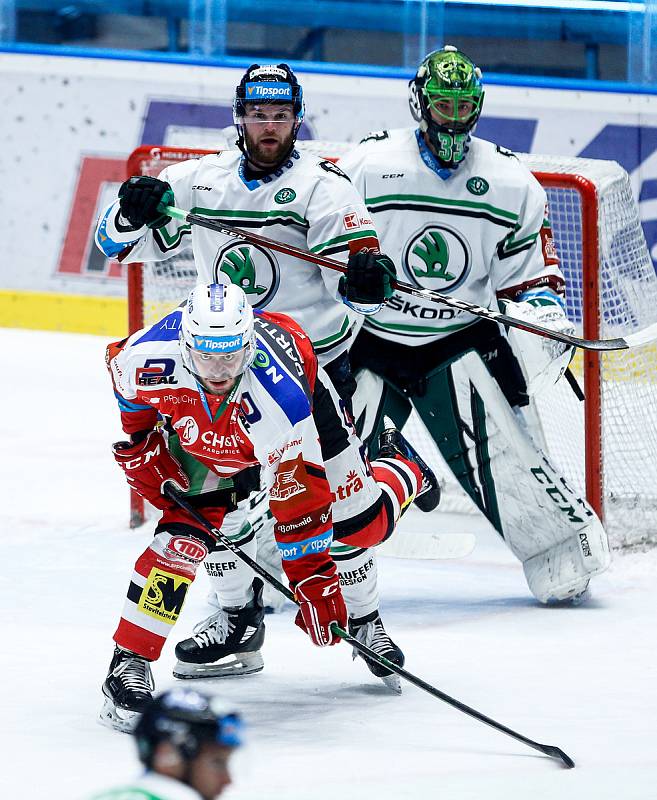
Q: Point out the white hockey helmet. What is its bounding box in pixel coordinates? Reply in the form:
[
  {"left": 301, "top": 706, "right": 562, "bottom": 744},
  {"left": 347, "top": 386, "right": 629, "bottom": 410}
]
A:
[{"left": 179, "top": 283, "right": 257, "bottom": 392}]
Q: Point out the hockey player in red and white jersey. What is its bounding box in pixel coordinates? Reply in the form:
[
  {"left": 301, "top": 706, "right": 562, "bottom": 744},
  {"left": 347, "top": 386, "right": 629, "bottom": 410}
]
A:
[
  {"left": 339, "top": 46, "right": 610, "bottom": 604},
  {"left": 95, "top": 62, "right": 402, "bottom": 677},
  {"left": 100, "top": 283, "right": 439, "bottom": 732}
]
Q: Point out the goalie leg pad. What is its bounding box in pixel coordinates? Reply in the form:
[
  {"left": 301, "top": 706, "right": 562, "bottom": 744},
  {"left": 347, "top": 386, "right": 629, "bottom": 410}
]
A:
[
  {"left": 523, "top": 518, "right": 611, "bottom": 603},
  {"left": 417, "top": 350, "right": 611, "bottom": 600}
]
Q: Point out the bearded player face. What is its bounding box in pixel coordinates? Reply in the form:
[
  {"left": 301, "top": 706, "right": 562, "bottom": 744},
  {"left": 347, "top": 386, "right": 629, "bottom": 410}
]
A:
[{"left": 242, "top": 102, "right": 296, "bottom": 169}]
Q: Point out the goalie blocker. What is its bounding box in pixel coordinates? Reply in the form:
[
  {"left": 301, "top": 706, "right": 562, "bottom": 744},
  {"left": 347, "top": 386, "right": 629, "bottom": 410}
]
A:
[{"left": 354, "top": 350, "right": 610, "bottom": 603}]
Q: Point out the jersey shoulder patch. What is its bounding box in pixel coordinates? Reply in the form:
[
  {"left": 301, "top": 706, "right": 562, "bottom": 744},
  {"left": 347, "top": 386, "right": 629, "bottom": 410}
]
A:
[
  {"left": 318, "top": 160, "right": 351, "bottom": 182},
  {"left": 251, "top": 328, "right": 311, "bottom": 426},
  {"left": 359, "top": 130, "right": 390, "bottom": 145}
]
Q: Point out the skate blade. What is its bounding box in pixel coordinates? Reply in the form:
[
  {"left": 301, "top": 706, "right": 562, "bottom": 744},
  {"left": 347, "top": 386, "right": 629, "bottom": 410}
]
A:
[
  {"left": 98, "top": 696, "right": 141, "bottom": 733},
  {"left": 173, "top": 650, "right": 264, "bottom": 679},
  {"left": 382, "top": 673, "right": 402, "bottom": 694}
]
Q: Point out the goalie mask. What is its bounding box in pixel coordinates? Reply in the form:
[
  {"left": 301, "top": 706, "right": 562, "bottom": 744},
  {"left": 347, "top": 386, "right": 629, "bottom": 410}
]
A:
[
  {"left": 409, "top": 46, "right": 484, "bottom": 170},
  {"left": 135, "top": 688, "right": 243, "bottom": 769},
  {"left": 180, "top": 283, "right": 257, "bottom": 395},
  {"left": 233, "top": 63, "right": 305, "bottom": 168}
]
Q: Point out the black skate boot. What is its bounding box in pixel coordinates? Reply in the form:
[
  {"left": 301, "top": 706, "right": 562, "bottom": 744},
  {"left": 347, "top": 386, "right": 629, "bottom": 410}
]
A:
[
  {"left": 99, "top": 646, "right": 154, "bottom": 733},
  {"left": 349, "top": 610, "right": 404, "bottom": 694},
  {"left": 378, "top": 416, "right": 440, "bottom": 512},
  {"left": 174, "top": 579, "right": 266, "bottom": 679}
]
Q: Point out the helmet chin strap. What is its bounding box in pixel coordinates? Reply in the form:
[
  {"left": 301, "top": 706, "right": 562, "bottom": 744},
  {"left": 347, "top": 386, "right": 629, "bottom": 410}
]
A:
[{"left": 237, "top": 121, "right": 301, "bottom": 173}]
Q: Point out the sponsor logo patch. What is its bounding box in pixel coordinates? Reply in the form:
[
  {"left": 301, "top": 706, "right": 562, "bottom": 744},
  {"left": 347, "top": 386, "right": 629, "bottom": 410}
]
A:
[
  {"left": 214, "top": 242, "right": 279, "bottom": 308},
  {"left": 335, "top": 469, "right": 364, "bottom": 501},
  {"left": 246, "top": 81, "right": 292, "bottom": 100},
  {"left": 138, "top": 568, "right": 191, "bottom": 624},
  {"left": 165, "top": 536, "right": 209, "bottom": 564},
  {"left": 173, "top": 416, "right": 200, "bottom": 445},
  {"left": 270, "top": 465, "right": 306, "bottom": 501},
  {"left": 403, "top": 223, "right": 471, "bottom": 292},
  {"left": 277, "top": 531, "right": 333, "bottom": 561},
  {"left": 136, "top": 358, "right": 178, "bottom": 387}
]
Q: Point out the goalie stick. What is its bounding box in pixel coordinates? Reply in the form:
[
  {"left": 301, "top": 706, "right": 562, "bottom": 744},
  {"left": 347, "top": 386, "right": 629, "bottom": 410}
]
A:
[
  {"left": 163, "top": 482, "right": 575, "bottom": 769},
  {"left": 160, "top": 204, "right": 657, "bottom": 353}
]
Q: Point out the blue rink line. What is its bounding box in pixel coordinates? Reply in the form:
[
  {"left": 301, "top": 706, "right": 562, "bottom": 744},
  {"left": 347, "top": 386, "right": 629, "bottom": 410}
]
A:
[{"left": 2, "top": 42, "right": 657, "bottom": 97}]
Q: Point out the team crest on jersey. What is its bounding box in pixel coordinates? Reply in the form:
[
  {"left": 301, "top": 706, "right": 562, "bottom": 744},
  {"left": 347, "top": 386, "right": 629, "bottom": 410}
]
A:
[
  {"left": 466, "top": 176, "right": 489, "bottom": 196},
  {"left": 270, "top": 464, "right": 306, "bottom": 501},
  {"left": 274, "top": 187, "right": 296, "bottom": 204},
  {"left": 403, "top": 223, "right": 471, "bottom": 292},
  {"left": 213, "top": 242, "right": 279, "bottom": 308}
]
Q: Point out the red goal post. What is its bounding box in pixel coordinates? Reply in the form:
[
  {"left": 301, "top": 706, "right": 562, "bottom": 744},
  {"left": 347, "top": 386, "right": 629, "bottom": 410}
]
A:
[{"left": 124, "top": 144, "right": 657, "bottom": 549}]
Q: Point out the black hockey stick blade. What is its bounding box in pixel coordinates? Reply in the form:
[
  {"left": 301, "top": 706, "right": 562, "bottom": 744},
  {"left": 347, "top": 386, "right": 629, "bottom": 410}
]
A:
[
  {"left": 161, "top": 204, "right": 657, "bottom": 353},
  {"left": 339, "top": 624, "right": 575, "bottom": 769},
  {"left": 163, "top": 484, "right": 574, "bottom": 768}
]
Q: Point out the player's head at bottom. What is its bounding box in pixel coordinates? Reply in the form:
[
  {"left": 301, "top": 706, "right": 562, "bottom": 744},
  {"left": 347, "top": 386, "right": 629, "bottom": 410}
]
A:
[{"left": 134, "top": 687, "right": 244, "bottom": 800}]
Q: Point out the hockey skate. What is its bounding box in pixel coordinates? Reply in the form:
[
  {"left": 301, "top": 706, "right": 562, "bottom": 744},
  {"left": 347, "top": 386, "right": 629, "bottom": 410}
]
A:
[
  {"left": 349, "top": 611, "right": 404, "bottom": 694},
  {"left": 174, "top": 579, "right": 266, "bottom": 679},
  {"left": 378, "top": 417, "right": 440, "bottom": 512},
  {"left": 99, "top": 646, "right": 154, "bottom": 733}
]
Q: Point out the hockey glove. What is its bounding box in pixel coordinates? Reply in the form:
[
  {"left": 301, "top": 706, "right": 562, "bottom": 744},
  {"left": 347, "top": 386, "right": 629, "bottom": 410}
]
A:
[
  {"left": 112, "top": 430, "right": 189, "bottom": 510},
  {"left": 502, "top": 296, "right": 576, "bottom": 395},
  {"left": 294, "top": 568, "right": 347, "bottom": 647},
  {"left": 118, "top": 176, "right": 174, "bottom": 230},
  {"left": 339, "top": 251, "right": 397, "bottom": 309}
]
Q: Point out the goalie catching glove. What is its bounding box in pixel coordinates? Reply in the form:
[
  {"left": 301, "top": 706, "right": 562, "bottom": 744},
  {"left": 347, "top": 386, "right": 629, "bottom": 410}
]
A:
[
  {"left": 339, "top": 251, "right": 397, "bottom": 312},
  {"left": 112, "top": 430, "right": 189, "bottom": 510},
  {"left": 294, "top": 567, "right": 348, "bottom": 647},
  {"left": 502, "top": 295, "right": 575, "bottom": 395},
  {"left": 118, "top": 176, "right": 174, "bottom": 230}
]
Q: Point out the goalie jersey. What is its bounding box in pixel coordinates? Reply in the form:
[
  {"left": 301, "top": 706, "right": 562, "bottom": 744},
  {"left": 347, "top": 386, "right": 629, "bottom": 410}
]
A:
[
  {"left": 339, "top": 128, "right": 565, "bottom": 346},
  {"left": 96, "top": 149, "right": 380, "bottom": 365}
]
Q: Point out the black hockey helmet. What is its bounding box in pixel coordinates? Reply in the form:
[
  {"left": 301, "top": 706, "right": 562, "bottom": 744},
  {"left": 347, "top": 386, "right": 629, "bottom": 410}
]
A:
[
  {"left": 134, "top": 688, "right": 243, "bottom": 768},
  {"left": 233, "top": 62, "right": 305, "bottom": 156}
]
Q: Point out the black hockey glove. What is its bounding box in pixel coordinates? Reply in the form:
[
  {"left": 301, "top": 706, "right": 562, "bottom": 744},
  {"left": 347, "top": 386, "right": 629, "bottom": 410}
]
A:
[
  {"left": 118, "top": 176, "right": 174, "bottom": 230},
  {"left": 339, "top": 251, "right": 397, "bottom": 306}
]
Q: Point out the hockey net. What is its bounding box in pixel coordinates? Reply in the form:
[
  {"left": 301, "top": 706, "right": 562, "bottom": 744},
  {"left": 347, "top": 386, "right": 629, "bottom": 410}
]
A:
[{"left": 125, "top": 144, "right": 657, "bottom": 549}]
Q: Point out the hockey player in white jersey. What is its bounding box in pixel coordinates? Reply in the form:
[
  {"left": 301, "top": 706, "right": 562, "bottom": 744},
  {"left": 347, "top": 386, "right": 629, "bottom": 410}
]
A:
[
  {"left": 91, "top": 688, "right": 243, "bottom": 800},
  {"left": 100, "top": 283, "right": 439, "bottom": 731},
  {"left": 95, "top": 64, "right": 406, "bottom": 687},
  {"left": 339, "top": 46, "right": 610, "bottom": 604}
]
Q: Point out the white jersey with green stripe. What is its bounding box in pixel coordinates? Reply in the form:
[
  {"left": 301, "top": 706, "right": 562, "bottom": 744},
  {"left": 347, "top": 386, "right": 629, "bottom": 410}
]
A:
[
  {"left": 96, "top": 149, "right": 380, "bottom": 364},
  {"left": 88, "top": 771, "right": 203, "bottom": 800},
  {"left": 339, "top": 128, "right": 564, "bottom": 346}
]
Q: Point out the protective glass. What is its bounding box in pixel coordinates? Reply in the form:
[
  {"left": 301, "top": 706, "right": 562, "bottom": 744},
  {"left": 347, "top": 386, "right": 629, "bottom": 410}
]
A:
[
  {"left": 235, "top": 103, "right": 297, "bottom": 127},
  {"left": 188, "top": 347, "right": 250, "bottom": 382}
]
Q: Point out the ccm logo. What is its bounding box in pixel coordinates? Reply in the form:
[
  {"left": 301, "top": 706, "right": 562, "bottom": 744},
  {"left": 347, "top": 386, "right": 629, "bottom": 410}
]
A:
[{"left": 168, "top": 536, "right": 208, "bottom": 562}]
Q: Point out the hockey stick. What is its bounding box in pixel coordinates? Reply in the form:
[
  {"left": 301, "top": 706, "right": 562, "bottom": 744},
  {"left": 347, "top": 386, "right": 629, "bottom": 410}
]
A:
[
  {"left": 161, "top": 204, "right": 657, "bottom": 353},
  {"left": 163, "top": 482, "right": 575, "bottom": 769}
]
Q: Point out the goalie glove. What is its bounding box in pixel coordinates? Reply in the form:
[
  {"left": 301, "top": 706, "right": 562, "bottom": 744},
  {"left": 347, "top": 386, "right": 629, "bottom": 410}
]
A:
[
  {"left": 294, "top": 567, "right": 347, "bottom": 647},
  {"left": 118, "top": 176, "right": 174, "bottom": 230},
  {"left": 502, "top": 295, "right": 575, "bottom": 395},
  {"left": 112, "top": 430, "right": 189, "bottom": 510},
  {"left": 339, "top": 251, "right": 397, "bottom": 313}
]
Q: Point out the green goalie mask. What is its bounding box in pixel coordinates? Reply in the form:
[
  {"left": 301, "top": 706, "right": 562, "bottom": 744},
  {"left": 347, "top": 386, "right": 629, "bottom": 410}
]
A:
[{"left": 409, "top": 46, "right": 485, "bottom": 169}]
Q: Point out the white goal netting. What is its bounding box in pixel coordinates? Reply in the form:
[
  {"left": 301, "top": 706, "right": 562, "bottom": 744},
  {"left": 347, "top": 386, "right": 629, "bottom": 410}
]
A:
[{"left": 128, "top": 143, "right": 657, "bottom": 548}]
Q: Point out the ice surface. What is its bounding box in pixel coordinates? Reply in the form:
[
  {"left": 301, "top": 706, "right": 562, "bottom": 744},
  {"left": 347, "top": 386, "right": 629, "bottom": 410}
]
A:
[{"left": 1, "top": 329, "right": 656, "bottom": 799}]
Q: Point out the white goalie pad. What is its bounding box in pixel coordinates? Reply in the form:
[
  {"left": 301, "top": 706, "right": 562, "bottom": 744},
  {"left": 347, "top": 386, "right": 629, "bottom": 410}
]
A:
[
  {"left": 445, "top": 350, "right": 610, "bottom": 602},
  {"left": 351, "top": 367, "right": 386, "bottom": 444}
]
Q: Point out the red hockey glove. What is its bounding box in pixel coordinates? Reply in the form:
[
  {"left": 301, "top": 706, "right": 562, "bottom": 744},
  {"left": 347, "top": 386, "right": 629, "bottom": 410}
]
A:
[
  {"left": 112, "top": 430, "right": 189, "bottom": 510},
  {"left": 294, "top": 569, "right": 347, "bottom": 647}
]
